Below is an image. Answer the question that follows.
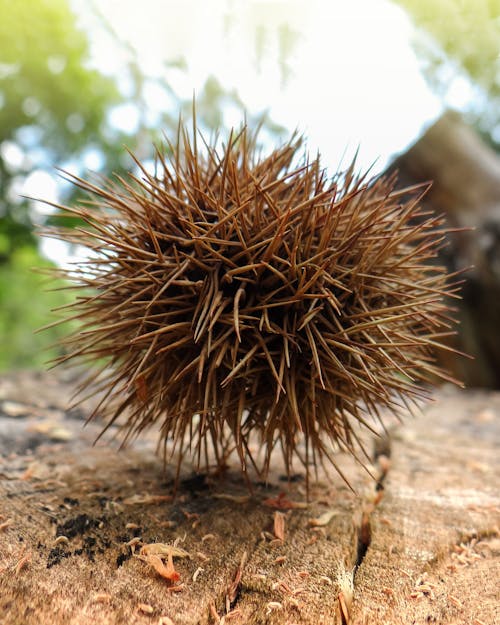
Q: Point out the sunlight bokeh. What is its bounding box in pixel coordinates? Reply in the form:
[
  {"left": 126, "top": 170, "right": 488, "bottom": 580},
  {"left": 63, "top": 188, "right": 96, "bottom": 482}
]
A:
[
  {"left": 73, "top": 0, "right": 445, "bottom": 171},
  {"left": 1, "top": 0, "right": 493, "bottom": 371}
]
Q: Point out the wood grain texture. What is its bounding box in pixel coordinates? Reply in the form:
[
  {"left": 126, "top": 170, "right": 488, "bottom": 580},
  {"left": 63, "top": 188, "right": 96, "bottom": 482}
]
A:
[{"left": 0, "top": 371, "right": 499, "bottom": 625}]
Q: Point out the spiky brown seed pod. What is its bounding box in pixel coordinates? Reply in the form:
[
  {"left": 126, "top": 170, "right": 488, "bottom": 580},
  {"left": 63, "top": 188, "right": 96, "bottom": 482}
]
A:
[{"left": 44, "top": 121, "right": 462, "bottom": 484}]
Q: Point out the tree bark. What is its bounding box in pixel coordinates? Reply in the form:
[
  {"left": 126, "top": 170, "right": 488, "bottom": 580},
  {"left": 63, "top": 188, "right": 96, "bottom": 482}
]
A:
[
  {"left": 387, "top": 110, "right": 500, "bottom": 388},
  {"left": 0, "top": 371, "right": 499, "bottom": 624}
]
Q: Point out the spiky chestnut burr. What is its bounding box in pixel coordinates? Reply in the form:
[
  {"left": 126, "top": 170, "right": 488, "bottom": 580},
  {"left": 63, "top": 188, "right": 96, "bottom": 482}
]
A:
[{"left": 44, "top": 121, "right": 462, "bottom": 484}]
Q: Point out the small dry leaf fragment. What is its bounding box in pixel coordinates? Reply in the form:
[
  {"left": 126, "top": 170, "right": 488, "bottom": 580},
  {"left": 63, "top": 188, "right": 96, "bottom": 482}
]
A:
[
  {"left": 337, "top": 569, "right": 354, "bottom": 617},
  {"left": 166, "top": 584, "right": 185, "bottom": 593},
  {"left": 0, "top": 519, "right": 13, "bottom": 532},
  {"left": 149, "top": 515, "right": 176, "bottom": 529},
  {"left": 449, "top": 539, "right": 482, "bottom": 568},
  {"left": 182, "top": 509, "right": 199, "bottom": 521},
  {"left": 54, "top": 535, "right": 70, "bottom": 545},
  {"left": 50, "top": 426, "right": 73, "bottom": 441},
  {"left": 273, "top": 511, "right": 286, "bottom": 541},
  {"left": 123, "top": 494, "right": 172, "bottom": 505},
  {"left": 272, "top": 580, "right": 290, "bottom": 594},
  {"left": 226, "top": 551, "right": 247, "bottom": 608},
  {"left": 209, "top": 601, "right": 220, "bottom": 623},
  {"left": 448, "top": 595, "right": 462, "bottom": 609},
  {"left": 93, "top": 593, "right": 112, "bottom": 604},
  {"left": 1, "top": 401, "right": 28, "bottom": 417},
  {"left": 260, "top": 530, "right": 275, "bottom": 542},
  {"left": 125, "top": 537, "right": 142, "bottom": 551},
  {"left": 266, "top": 601, "right": 283, "bottom": 614},
  {"left": 308, "top": 509, "right": 337, "bottom": 527},
  {"left": 225, "top": 608, "right": 243, "bottom": 620},
  {"left": 338, "top": 591, "right": 350, "bottom": 623},
  {"left": 212, "top": 493, "right": 251, "bottom": 504},
  {"left": 192, "top": 566, "right": 204, "bottom": 582},
  {"left": 21, "top": 461, "right": 51, "bottom": 481},
  {"left": 140, "top": 543, "right": 190, "bottom": 559},
  {"left": 251, "top": 573, "right": 267, "bottom": 582},
  {"left": 141, "top": 552, "right": 180, "bottom": 583},
  {"left": 410, "top": 572, "right": 436, "bottom": 600},
  {"left": 173, "top": 533, "right": 187, "bottom": 547},
  {"left": 263, "top": 492, "right": 307, "bottom": 510},
  {"left": 15, "top": 551, "right": 31, "bottom": 574}
]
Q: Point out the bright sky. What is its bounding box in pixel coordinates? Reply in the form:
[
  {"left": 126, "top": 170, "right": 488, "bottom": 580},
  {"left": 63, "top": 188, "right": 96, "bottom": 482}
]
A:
[
  {"left": 40, "top": 0, "right": 475, "bottom": 264},
  {"left": 72, "top": 0, "right": 446, "bottom": 170}
]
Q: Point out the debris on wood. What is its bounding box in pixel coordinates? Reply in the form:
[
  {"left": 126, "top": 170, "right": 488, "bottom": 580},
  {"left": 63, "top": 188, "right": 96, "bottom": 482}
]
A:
[
  {"left": 1, "top": 372, "right": 498, "bottom": 625},
  {"left": 14, "top": 550, "right": 31, "bottom": 575},
  {"left": 192, "top": 567, "right": 203, "bottom": 582},
  {"left": 212, "top": 493, "right": 250, "bottom": 504},
  {"left": 265, "top": 601, "right": 283, "bottom": 615},
  {"left": 208, "top": 601, "right": 220, "bottom": 623},
  {"left": 308, "top": 509, "right": 337, "bottom": 527},
  {"left": 53, "top": 535, "right": 69, "bottom": 546},
  {"left": 138, "top": 552, "right": 181, "bottom": 584},
  {"left": 122, "top": 494, "right": 173, "bottom": 505},
  {"left": 336, "top": 568, "right": 353, "bottom": 622},
  {"left": 225, "top": 551, "right": 247, "bottom": 612},
  {"left": 140, "top": 543, "right": 190, "bottom": 560},
  {"left": 137, "top": 603, "right": 154, "bottom": 614},
  {"left": 273, "top": 511, "right": 286, "bottom": 541},
  {"left": 0, "top": 519, "right": 13, "bottom": 532},
  {"left": 263, "top": 492, "right": 308, "bottom": 509},
  {"left": 201, "top": 533, "right": 216, "bottom": 543},
  {"left": 92, "top": 593, "right": 112, "bottom": 604}
]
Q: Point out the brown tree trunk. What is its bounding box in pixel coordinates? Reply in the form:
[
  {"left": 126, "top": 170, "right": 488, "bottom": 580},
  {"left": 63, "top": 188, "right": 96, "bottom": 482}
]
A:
[
  {"left": 387, "top": 110, "right": 500, "bottom": 388},
  {"left": 1, "top": 371, "right": 499, "bottom": 624}
]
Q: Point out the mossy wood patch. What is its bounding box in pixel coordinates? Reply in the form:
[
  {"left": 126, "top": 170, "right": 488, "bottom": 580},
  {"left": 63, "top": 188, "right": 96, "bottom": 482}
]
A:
[{"left": 0, "top": 371, "right": 498, "bottom": 625}]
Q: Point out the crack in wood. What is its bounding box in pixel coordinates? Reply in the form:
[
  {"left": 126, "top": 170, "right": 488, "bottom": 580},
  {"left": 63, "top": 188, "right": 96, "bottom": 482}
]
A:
[{"left": 354, "top": 434, "right": 392, "bottom": 575}]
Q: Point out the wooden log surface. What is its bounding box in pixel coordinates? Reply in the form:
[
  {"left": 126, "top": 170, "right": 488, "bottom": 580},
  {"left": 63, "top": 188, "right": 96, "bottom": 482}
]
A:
[{"left": 0, "top": 371, "right": 498, "bottom": 625}]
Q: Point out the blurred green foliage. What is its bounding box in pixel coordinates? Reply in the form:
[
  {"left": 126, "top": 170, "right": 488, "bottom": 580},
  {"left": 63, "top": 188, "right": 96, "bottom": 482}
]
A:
[
  {"left": 0, "top": 0, "right": 122, "bottom": 253},
  {"left": 0, "top": 245, "right": 74, "bottom": 369},
  {"left": 393, "top": 0, "right": 500, "bottom": 149},
  {"left": 0, "top": 0, "right": 119, "bottom": 150},
  {"left": 0, "top": 0, "right": 124, "bottom": 370}
]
